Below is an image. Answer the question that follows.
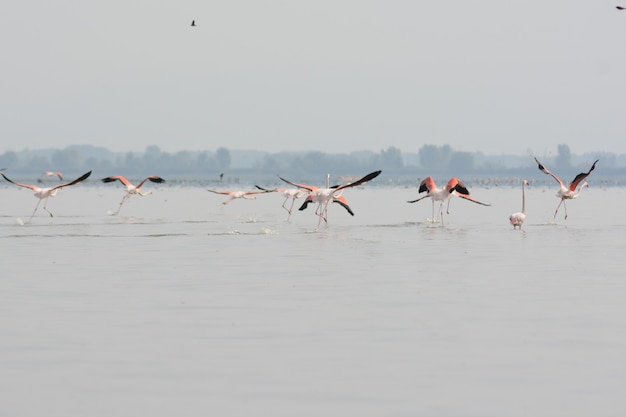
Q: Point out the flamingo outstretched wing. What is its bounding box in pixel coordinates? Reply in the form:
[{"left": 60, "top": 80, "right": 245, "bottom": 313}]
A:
[
  {"left": 534, "top": 157, "right": 566, "bottom": 188},
  {"left": 568, "top": 160, "right": 598, "bottom": 191},
  {"left": 278, "top": 176, "right": 318, "bottom": 192},
  {"left": 136, "top": 176, "right": 166, "bottom": 188},
  {"left": 332, "top": 195, "right": 354, "bottom": 215},
  {"left": 102, "top": 176, "right": 133, "bottom": 186},
  {"left": 407, "top": 195, "right": 432, "bottom": 204},
  {"left": 2, "top": 174, "right": 39, "bottom": 190},
  {"left": 3, "top": 171, "right": 91, "bottom": 191},
  {"left": 453, "top": 191, "right": 491, "bottom": 206},
  {"left": 335, "top": 170, "right": 382, "bottom": 192}
]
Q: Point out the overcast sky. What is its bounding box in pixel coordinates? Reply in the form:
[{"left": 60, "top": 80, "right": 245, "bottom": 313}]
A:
[{"left": 1, "top": 1, "right": 625, "bottom": 156}]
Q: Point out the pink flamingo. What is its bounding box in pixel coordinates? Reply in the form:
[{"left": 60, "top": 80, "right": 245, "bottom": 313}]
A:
[
  {"left": 2, "top": 171, "right": 92, "bottom": 221},
  {"left": 534, "top": 157, "right": 598, "bottom": 221},
  {"left": 254, "top": 185, "right": 310, "bottom": 220},
  {"left": 278, "top": 170, "right": 382, "bottom": 230},
  {"left": 101, "top": 175, "right": 165, "bottom": 215},
  {"left": 407, "top": 176, "right": 490, "bottom": 225},
  {"left": 207, "top": 189, "right": 272, "bottom": 205},
  {"left": 42, "top": 171, "right": 63, "bottom": 181},
  {"left": 509, "top": 180, "right": 528, "bottom": 229}
]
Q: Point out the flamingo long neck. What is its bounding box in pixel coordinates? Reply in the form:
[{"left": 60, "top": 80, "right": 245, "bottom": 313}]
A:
[
  {"left": 573, "top": 182, "right": 588, "bottom": 198},
  {"left": 326, "top": 173, "right": 330, "bottom": 189},
  {"left": 521, "top": 182, "right": 526, "bottom": 214}
]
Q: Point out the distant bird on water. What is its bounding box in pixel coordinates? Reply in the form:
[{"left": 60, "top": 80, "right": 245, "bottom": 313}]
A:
[
  {"left": 191, "top": 20, "right": 196, "bottom": 26},
  {"left": 2, "top": 171, "right": 92, "bottom": 221},
  {"left": 534, "top": 157, "right": 598, "bottom": 221},
  {"left": 101, "top": 175, "right": 166, "bottom": 215},
  {"left": 509, "top": 180, "right": 529, "bottom": 229}
]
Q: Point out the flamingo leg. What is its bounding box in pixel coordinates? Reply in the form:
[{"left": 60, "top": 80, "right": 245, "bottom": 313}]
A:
[
  {"left": 438, "top": 201, "right": 446, "bottom": 226},
  {"left": 114, "top": 194, "right": 131, "bottom": 215},
  {"left": 563, "top": 200, "right": 568, "bottom": 220},
  {"left": 43, "top": 197, "right": 53, "bottom": 217},
  {"left": 553, "top": 199, "right": 564, "bottom": 222},
  {"left": 430, "top": 200, "right": 435, "bottom": 223},
  {"left": 29, "top": 199, "right": 43, "bottom": 221},
  {"left": 314, "top": 201, "right": 330, "bottom": 230},
  {"left": 283, "top": 198, "right": 296, "bottom": 221}
]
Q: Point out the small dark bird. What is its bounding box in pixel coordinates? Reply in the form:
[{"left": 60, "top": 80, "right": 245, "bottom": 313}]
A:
[
  {"left": 191, "top": 20, "right": 196, "bottom": 26},
  {"left": 617, "top": 6, "right": 625, "bottom": 9}
]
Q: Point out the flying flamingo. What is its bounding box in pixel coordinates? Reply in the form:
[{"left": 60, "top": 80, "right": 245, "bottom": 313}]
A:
[
  {"left": 278, "top": 170, "right": 382, "bottom": 230},
  {"left": 207, "top": 189, "right": 272, "bottom": 205},
  {"left": 101, "top": 175, "right": 166, "bottom": 215},
  {"left": 1, "top": 170, "right": 92, "bottom": 221},
  {"left": 407, "top": 176, "right": 490, "bottom": 225},
  {"left": 509, "top": 180, "right": 529, "bottom": 229},
  {"left": 534, "top": 157, "right": 598, "bottom": 221},
  {"left": 42, "top": 171, "right": 63, "bottom": 181},
  {"left": 254, "top": 185, "right": 310, "bottom": 220}
]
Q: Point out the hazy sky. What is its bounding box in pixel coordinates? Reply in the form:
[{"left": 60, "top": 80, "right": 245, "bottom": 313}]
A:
[{"left": 2, "top": 1, "right": 625, "bottom": 155}]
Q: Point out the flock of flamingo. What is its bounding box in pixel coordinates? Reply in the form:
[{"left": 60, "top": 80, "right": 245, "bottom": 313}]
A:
[{"left": 0, "top": 157, "right": 599, "bottom": 229}]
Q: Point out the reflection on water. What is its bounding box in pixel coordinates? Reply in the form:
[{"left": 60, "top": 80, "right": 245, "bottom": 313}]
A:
[{"left": 1, "top": 186, "right": 625, "bottom": 416}]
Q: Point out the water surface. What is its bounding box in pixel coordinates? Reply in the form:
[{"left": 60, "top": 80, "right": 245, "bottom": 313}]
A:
[{"left": 1, "top": 184, "right": 624, "bottom": 416}]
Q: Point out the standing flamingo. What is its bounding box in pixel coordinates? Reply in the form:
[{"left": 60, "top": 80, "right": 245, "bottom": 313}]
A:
[
  {"left": 2, "top": 171, "right": 92, "bottom": 221},
  {"left": 534, "top": 157, "right": 598, "bottom": 221},
  {"left": 509, "top": 180, "right": 529, "bottom": 229},
  {"left": 101, "top": 175, "right": 165, "bottom": 215},
  {"left": 254, "top": 185, "right": 310, "bottom": 220},
  {"left": 207, "top": 189, "right": 272, "bottom": 205},
  {"left": 407, "top": 176, "right": 490, "bottom": 226},
  {"left": 278, "top": 170, "right": 381, "bottom": 230}
]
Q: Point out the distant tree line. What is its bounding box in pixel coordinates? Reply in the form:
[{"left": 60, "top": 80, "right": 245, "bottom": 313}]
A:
[{"left": 1, "top": 143, "right": 624, "bottom": 183}]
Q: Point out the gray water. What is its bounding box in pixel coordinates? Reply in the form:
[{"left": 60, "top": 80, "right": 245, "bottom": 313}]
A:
[{"left": 1, "top": 183, "right": 625, "bottom": 417}]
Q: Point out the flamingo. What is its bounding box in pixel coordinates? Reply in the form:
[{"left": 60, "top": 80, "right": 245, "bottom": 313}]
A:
[
  {"left": 101, "top": 175, "right": 165, "bottom": 215},
  {"left": 42, "top": 171, "right": 63, "bottom": 181},
  {"left": 1, "top": 171, "right": 92, "bottom": 221},
  {"left": 407, "top": 176, "right": 490, "bottom": 225},
  {"left": 207, "top": 189, "right": 272, "bottom": 205},
  {"left": 534, "top": 157, "right": 598, "bottom": 221},
  {"left": 509, "top": 180, "right": 529, "bottom": 229},
  {"left": 278, "top": 170, "right": 382, "bottom": 230},
  {"left": 254, "top": 185, "right": 310, "bottom": 220}
]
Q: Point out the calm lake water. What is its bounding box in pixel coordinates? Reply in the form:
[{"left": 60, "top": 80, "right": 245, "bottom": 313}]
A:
[{"left": 1, "top": 180, "right": 625, "bottom": 416}]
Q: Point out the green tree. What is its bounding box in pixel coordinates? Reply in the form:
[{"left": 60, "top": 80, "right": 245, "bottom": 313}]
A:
[
  {"left": 215, "top": 147, "right": 231, "bottom": 171},
  {"left": 418, "top": 144, "right": 452, "bottom": 171},
  {"left": 555, "top": 144, "right": 571, "bottom": 169}
]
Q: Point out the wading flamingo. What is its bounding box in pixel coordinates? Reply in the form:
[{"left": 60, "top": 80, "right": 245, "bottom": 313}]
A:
[
  {"left": 207, "top": 189, "right": 272, "bottom": 205},
  {"left": 2, "top": 171, "right": 92, "bottom": 221},
  {"left": 407, "top": 177, "right": 490, "bottom": 226},
  {"left": 101, "top": 175, "right": 165, "bottom": 215},
  {"left": 254, "top": 185, "right": 310, "bottom": 220},
  {"left": 509, "top": 180, "right": 529, "bottom": 229},
  {"left": 534, "top": 157, "right": 598, "bottom": 221},
  {"left": 278, "top": 170, "right": 382, "bottom": 230}
]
